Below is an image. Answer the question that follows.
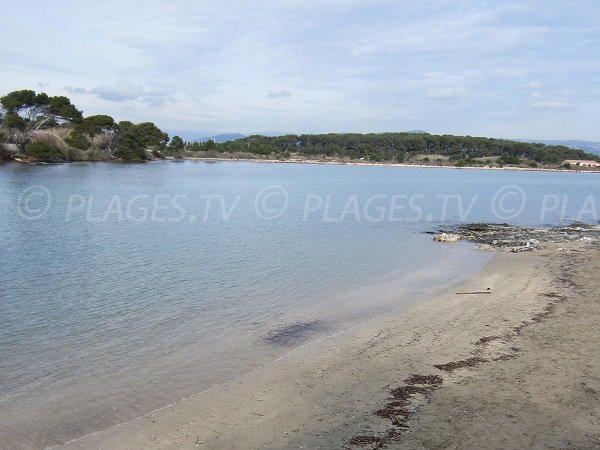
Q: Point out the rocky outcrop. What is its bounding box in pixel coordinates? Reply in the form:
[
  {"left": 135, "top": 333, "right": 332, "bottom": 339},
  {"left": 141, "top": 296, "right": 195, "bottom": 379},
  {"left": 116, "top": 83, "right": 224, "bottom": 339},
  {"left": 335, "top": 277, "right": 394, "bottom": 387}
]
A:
[
  {"left": 433, "top": 233, "right": 460, "bottom": 243},
  {"left": 432, "top": 222, "right": 600, "bottom": 252}
]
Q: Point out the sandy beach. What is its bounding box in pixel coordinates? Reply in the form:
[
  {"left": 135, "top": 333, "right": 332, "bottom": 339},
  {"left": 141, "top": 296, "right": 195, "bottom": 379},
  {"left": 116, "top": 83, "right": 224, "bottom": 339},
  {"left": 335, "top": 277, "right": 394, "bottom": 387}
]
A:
[
  {"left": 179, "top": 156, "right": 600, "bottom": 174},
  {"left": 55, "top": 236, "right": 600, "bottom": 449}
]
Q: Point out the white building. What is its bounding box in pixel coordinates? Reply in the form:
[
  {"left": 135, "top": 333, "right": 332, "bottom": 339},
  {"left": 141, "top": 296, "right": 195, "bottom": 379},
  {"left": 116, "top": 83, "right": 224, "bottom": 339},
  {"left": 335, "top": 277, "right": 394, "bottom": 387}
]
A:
[{"left": 562, "top": 159, "right": 600, "bottom": 168}]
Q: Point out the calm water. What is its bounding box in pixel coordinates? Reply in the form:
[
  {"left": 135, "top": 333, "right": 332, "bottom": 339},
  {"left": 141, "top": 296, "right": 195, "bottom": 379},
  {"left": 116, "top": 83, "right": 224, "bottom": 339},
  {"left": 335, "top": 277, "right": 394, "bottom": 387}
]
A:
[{"left": 0, "top": 161, "right": 598, "bottom": 448}]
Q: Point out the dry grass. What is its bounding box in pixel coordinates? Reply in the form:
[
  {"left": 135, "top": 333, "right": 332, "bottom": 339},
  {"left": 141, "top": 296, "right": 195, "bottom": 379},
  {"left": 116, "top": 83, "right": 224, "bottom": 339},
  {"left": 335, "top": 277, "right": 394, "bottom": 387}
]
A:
[
  {"left": 34, "top": 127, "right": 73, "bottom": 152},
  {"left": 93, "top": 133, "right": 111, "bottom": 149}
]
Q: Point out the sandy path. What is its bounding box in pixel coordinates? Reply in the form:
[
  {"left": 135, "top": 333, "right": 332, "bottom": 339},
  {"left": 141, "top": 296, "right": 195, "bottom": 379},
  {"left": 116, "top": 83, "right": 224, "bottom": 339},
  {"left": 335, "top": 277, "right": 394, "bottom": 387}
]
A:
[{"left": 60, "top": 241, "right": 600, "bottom": 449}]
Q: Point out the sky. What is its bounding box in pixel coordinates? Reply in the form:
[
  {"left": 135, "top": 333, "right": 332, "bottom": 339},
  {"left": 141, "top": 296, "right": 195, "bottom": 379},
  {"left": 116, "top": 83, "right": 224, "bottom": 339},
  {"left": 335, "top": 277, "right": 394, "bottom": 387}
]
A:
[{"left": 1, "top": 0, "right": 600, "bottom": 140}]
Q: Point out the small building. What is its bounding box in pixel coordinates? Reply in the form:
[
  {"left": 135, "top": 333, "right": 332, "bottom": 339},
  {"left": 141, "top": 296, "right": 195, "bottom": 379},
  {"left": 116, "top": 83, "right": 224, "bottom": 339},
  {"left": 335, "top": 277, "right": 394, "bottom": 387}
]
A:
[{"left": 562, "top": 159, "right": 600, "bottom": 168}]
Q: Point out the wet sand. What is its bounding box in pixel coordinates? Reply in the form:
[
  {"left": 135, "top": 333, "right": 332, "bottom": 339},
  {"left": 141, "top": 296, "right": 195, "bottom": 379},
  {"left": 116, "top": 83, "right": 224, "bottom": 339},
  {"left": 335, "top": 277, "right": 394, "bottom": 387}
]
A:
[{"left": 59, "top": 238, "right": 600, "bottom": 449}]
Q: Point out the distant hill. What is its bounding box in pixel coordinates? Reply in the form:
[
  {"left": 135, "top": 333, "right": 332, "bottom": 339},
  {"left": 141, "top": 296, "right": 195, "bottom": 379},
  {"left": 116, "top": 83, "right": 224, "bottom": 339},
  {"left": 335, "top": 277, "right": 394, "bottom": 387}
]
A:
[
  {"left": 165, "top": 131, "right": 247, "bottom": 143},
  {"left": 196, "top": 133, "right": 247, "bottom": 143},
  {"left": 515, "top": 139, "right": 600, "bottom": 156},
  {"left": 174, "top": 132, "right": 286, "bottom": 143}
]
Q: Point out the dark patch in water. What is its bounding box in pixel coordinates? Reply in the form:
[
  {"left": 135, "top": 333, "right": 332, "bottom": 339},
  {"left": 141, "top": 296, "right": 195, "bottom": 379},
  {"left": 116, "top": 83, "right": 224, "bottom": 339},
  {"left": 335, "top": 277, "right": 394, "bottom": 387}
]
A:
[{"left": 263, "top": 320, "right": 324, "bottom": 346}]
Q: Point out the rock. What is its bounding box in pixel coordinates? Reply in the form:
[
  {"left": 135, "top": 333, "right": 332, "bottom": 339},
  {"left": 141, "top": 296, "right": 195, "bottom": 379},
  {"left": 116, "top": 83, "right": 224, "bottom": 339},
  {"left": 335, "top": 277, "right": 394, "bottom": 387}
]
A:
[
  {"left": 433, "top": 233, "right": 460, "bottom": 243},
  {"left": 511, "top": 246, "right": 534, "bottom": 253},
  {"left": 434, "top": 222, "right": 600, "bottom": 251}
]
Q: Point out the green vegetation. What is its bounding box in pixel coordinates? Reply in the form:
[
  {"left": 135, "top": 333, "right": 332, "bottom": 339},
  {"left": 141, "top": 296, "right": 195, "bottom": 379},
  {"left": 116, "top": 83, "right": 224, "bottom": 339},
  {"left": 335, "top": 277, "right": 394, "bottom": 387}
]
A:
[
  {"left": 454, "top": 158, "right": 484, "bottom": 167},
  {"left": 213, "top": 133, "right": 598, "bottom": 166},
  {"left": 167, "top": 135, "right": 185, "bottom": 155},
  {"left": 1, "top": 88, "right": 599, "bottom": 167},
  {"left": 1, "top": 89, "right": 82, "bottom": 153},
  {"left": 24, "top": 142, "right": 66, "bottom": 162},
  {"left": 0, "top": 89, "right": 170, "bottom": 162},
  {"left": 497, "top": 154, "right": 521, "bottom": 165},
  {"left": 113, "top": 121, "right": 169, "bottom": 160},
  {"left": 74, "top": 115, "right": 117, "bottom": 150}
]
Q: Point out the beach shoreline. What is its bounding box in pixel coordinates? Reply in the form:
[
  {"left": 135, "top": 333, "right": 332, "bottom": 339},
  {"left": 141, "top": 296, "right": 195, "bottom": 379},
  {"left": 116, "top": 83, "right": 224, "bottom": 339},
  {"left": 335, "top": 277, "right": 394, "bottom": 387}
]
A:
[
  {"left": 6, "top": 157, "right": 600, "bottom": 174},
  {"left": 57, "top": 237, "right": 600, "bottom": 449},
  {"left": 182, "top": 156, "right": 600, "bottom": 174},
  {"left": 0, "top": 244, "right": 488, "bottom": 450}
]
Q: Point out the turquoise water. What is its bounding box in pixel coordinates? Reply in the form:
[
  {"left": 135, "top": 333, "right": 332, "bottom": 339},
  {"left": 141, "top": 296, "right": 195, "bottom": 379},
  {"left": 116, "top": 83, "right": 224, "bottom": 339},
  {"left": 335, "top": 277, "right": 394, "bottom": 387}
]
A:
[{"left": 0, "top": 161, "right": 598, "bottom": 448}]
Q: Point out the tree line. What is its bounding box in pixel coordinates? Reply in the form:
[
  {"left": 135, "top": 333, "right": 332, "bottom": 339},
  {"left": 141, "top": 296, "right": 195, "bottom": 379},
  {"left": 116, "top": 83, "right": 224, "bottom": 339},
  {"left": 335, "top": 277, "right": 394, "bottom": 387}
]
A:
[
  {"left": 215, "top": 133, "right": 599, "bottom": 166},
  {"left": 0, "top": 89, "right": 175, "bottom": 161},
  {"left": 1, "top": 89, "right": 598, "bottom": 166}
]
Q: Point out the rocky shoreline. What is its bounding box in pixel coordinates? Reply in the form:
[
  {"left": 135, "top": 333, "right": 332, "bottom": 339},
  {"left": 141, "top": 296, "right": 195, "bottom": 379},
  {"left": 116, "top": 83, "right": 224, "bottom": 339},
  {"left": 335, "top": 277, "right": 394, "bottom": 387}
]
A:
[{"left": 432, "top": 222, "right": 600, "bottom": 252}]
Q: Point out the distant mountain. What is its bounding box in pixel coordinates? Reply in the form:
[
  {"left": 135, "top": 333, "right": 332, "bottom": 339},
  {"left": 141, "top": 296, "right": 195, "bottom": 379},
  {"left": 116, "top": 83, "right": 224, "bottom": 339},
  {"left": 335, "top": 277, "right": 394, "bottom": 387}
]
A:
[
  {"left": 195, "top": 133, "right": 247, "bottom": 143},
  {"left": 515, "top": 139, "right": 600, "bottom": 156},
  {"left": 168, "top": 132, "right": 288, "bottom": 143},
  {"left": 165, "top": 131, "right": 247, "bottom": 143},
  {"left": 166, "top": 130, "right": 210, "bottom": 141}
]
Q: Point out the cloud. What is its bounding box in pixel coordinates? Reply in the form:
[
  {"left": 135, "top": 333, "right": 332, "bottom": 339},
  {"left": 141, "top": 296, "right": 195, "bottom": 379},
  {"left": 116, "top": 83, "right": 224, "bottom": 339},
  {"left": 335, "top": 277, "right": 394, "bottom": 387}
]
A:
[
  {"left": 532, "top": 101, "right": 573, "bottom": 110},
  {"left": 526, "top": 81, "right": 543, "bottom": 89},
  {"left": 3, "top": 1, "right": 600, "bottom": 139},
  {"left": 427, "top": 87, "right": 467, "bottom": 100},
  {"left": 90, "top": 85, "right": 145, "bottom": 101},
  {"left": 65, "top": 84, "right": 174, "bottom": 106},
  {"left": 64, "top": 86, "right": 89, "bottom": 95},
  {"left": 267, "top": 89, "right": 291, "bottom": 99}
]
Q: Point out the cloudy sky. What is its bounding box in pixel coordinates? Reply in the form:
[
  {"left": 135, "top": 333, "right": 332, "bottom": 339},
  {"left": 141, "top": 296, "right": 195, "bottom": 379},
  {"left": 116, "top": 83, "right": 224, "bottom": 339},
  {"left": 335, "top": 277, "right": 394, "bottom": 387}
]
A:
[{"left": 2, "top": 0, "right": 599, "bottom": 140}]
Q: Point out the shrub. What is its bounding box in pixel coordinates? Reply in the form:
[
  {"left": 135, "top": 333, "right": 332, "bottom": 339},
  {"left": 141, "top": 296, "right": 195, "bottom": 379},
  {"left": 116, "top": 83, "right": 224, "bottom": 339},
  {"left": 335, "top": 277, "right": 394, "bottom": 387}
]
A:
[
  {"left": 0, "top": 144, "right": 12, "bottom": 161},
  {"left": 65, "top": 132, "right": 89, "bottom": 150},
  {"left": 454, "top": 158, "right": 481, "bottom": 167},
  {"left": 498, "top": 155, "right": 521, "bottom": 165},
  {"left": 25, "top": 142, "right": 66, "bottom": 161}
]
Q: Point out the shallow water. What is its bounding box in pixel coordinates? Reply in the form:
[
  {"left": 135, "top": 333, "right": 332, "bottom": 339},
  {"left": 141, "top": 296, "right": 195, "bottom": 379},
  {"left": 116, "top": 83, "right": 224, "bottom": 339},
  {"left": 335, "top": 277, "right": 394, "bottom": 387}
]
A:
[{"left": 0, "top": 161, "right": 597, "bottom": 447}]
